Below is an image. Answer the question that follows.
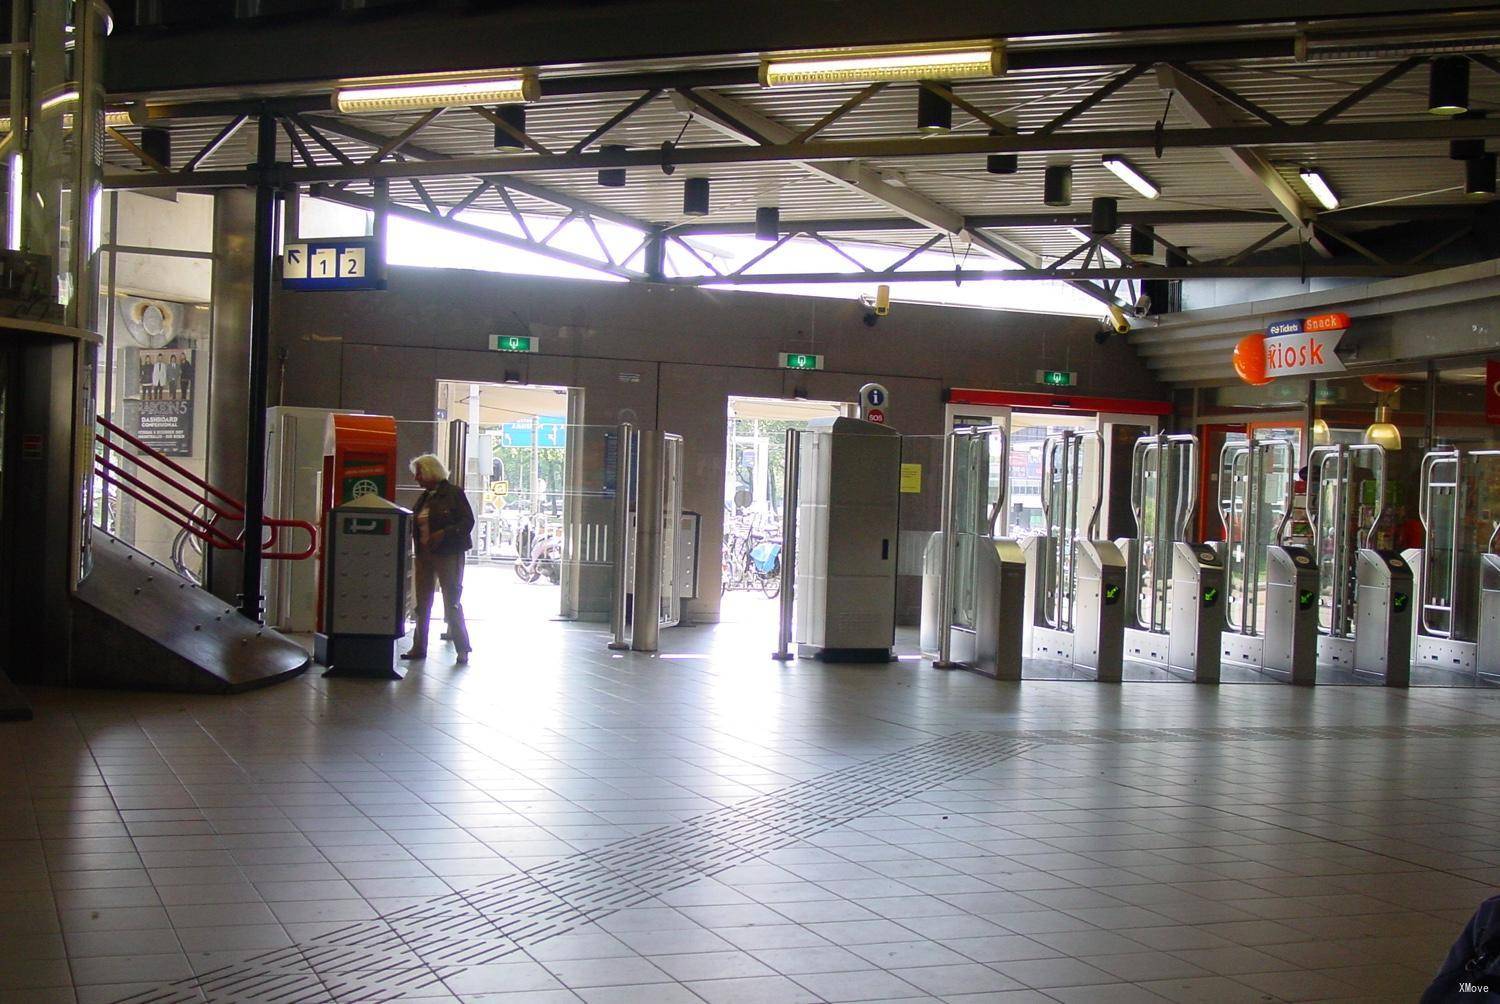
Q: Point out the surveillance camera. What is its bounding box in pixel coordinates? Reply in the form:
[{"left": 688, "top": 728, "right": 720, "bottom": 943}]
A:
[
  {"left": 1133, "top": 293, "right": 1152, "bottom": 316},
  {"left": 862, "top": 312, "right": 879, "bottom": 328},
  {"left": 1107, "top": 303, "right": 1131, "bottom": 335},
  {"left": 874, "top": 284, "right": 890, "bottom": 316},
  {"left": 1094, "top": 324, "right": 1112, "bottom": 346}
]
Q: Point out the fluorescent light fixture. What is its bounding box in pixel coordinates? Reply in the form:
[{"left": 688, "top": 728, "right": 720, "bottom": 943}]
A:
[
  {"left": 39, "top": 88, "right": 80, "bottom": 113},
  {"left": 760, "top": 44, "right": 1002, "bottom": 86},
  {"left": 1101, "top": 155, "right": 1160, "bottom": 199},
  {"left": 332, "top": 70, "right": 539, "bottom": 114},
  {"left": 7, "top": 153, "right": 22, "bottom": 251},
  {"left": 4, "top": 107, "right": 133, "bottom": 132},
  {"left": 1299, "top": 167, "right": 1340, "bottom": 210}
]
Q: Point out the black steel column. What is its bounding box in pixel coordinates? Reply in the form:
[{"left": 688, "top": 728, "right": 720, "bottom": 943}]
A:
[
  {"left": 240, "top": 111, "right": 279, "bottom": 621},
  {"left": 644, "top": 227, "right": 666, "bottom": 281}
]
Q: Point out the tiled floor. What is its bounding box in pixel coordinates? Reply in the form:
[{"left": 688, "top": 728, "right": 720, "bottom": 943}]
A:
[{"left": 4, "top": 589, "right": 1500, "bottom": 1003}]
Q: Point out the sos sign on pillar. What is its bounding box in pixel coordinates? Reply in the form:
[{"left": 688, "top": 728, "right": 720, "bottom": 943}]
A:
[{"left": 859, "top": 383, "right": 890, "bottom": 424}]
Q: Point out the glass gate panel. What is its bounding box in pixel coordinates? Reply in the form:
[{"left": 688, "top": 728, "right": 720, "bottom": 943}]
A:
[
  {"left": 1220, "top": 437, "right": 1294, "bottom": 635},
  {"left": 1420, "top": 452, "right": 1459, "bottom": 638},
  {"left": 659, "top": 433, "right": 684, "bottom": 627},
  {"left": 1039, "top": 431, "right": 1100, "bottom": 631},
  {"left": 1130, "top": 434, "right": 1197, "bottom": 632},
  {"left": 1309, "top": 444, "right": 1386, "bottom": 638},
  {"left": 949, "top": 426, "right": 1006, "bottom": 633}
]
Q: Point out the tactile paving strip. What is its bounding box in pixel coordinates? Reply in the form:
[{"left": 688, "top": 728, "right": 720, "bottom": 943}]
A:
[
  {"left": 1018, "top": 722, "right": 1500, "bottom": 744},
  {"left": 111, "top": 731, "right": 1036, "bottom": 1003}
]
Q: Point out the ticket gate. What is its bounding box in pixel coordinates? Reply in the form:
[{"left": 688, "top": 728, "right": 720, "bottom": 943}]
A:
[
  {"left": 1218, "top": 435, "right": 1317, "bottom": 682},
  {"left": 1121, "top": 432, "right": 1222, "bottom": 681},
  {"left": 1306, "top": 443, "right": 1412, "bottom": 685},
  {"left": 921, "top": 426, "right": 1027, "bottom": 678},
  {"left": 1411, "top": 448, "right": 1500, "bottom": 686},
  {"left": 1022, "top": 430, "right": 1127, "bottom": 681}
]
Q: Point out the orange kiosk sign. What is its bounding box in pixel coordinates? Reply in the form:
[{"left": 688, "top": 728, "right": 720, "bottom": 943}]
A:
[{"left": 317, "top": 414, "right": 398, "bottom": 632}]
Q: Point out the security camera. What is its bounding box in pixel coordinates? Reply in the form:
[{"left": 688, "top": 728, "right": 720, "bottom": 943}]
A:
[
  {"left": 862, "top": 312, "right": 879, "bottom": 328},
  {"left": 1106, "top": 303, "right": 1131, "bottom": 335},
  {"left": 1094, "top": 323, "right": 1112, "bottom": 346},
  {"left": 859, "top": 284, "right": 891, "bottom": 320},
  {"left": 1133, "top": 292, "right": 1152, "bottom": 316}
]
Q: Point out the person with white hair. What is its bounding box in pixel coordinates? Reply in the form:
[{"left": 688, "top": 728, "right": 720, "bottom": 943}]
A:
[{"left": 403, "top": 453, "right": 475, "bottom": 664}]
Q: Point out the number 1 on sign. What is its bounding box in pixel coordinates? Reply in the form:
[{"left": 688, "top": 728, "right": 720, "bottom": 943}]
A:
[{"left": 311, "top": 248, "right": 337, "bottom": 278}]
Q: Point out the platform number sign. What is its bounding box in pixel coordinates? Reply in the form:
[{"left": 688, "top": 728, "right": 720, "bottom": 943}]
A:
[{"left": 283, "top": 238, "right": 385, "bottom": 291}]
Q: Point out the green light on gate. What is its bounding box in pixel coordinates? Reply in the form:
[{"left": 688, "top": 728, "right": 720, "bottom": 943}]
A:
[
  {"left": 779, "top": 352, "right": 824, "bottom": 371},
  {"left": 490, "top": 334, "right": 538, "bottom": 353},
  {"left": 1036, "top": 369, "right": 1076, "bottom": 388}
]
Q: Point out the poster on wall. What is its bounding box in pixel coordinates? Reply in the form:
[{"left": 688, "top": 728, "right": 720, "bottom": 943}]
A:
[{"left": 132, "top": 347, "right": 196, "bottom": 456}]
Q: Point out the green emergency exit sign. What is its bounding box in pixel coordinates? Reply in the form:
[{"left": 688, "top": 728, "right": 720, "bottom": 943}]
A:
[
  {"left": 1036, "top": 369, "right": 1076, "bottom": 388},
  {"left": 491, "top": 334, "right": 539, "bottom": 353},
  {"left": 779, "top": 352, "right": 824, "bottom": 371}
]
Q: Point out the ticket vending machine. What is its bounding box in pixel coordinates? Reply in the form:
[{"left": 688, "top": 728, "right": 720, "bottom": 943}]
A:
[
  {"left": 317, "top": 414, "right": 398, "bottom": 633},
  {"left": 317, "top": 495, "right": 411, "bottom": 678}
]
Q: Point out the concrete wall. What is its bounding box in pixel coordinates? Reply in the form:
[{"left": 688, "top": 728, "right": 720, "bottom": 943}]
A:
[{"left": 270, "top": 265, "right": 1167, "bottom": 622}]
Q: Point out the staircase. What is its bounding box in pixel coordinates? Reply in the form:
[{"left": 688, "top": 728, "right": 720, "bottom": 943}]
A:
[{"left": 71, "top": 531, "right": 310, "bottom": 693}]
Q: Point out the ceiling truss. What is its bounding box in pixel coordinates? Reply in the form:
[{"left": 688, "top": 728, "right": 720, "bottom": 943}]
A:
[{"left": 98, "top": 35, "right": 1500, "bottom": 305}]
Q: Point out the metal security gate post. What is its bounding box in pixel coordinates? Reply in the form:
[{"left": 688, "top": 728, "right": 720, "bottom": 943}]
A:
[
  {"left": 631, "top": 431, "right": 663, "bottom": 652},
  {"left": 934, "top": 430, "right": 958, "bottom": 669},
  {"left": 445, "top": 419, "right": 469, "bottom": 488},
  {"left": 773, "top": 428, "right": 800, "bottom": 661},
  {"left": 608, "top": 423, "right": 634, "bottom": 650}
]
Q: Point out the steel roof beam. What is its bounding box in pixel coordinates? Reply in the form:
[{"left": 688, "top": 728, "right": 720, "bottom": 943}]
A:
[
  {"left": 661, "top": 205, "right": 1484, "bottom": 235},
  {"left": 104, "top": 117, "right": 1500, "bottom": 191},
  {"left": 318, "top": 187, "right": 644, "bottom": 280},
  {"left": 1156, "top": 64, "right": 1333, "bottom": 258},
  {"left": 662, "top": 263, "right": 1428, "bottom": 285},
  {"left": 671, "top": 87, "right": 1042, "bottom": 269},
  {"left": 296, "top": 115, "right": 653, "bottom": 232}
]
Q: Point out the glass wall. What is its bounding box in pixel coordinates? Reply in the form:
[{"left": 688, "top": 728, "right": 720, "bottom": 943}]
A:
[{"left": 94, "top": 192, "right": 218, "bottom": 582}]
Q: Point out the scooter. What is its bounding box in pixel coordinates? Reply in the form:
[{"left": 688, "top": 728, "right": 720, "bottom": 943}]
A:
[{"left": 515, "top": 527, "right": 562, "bottom": 584}]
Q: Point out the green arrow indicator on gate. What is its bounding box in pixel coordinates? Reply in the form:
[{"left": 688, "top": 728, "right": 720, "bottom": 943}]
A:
[{"left": 1202, "top": 587, "right": 1218, "bottom": 606}]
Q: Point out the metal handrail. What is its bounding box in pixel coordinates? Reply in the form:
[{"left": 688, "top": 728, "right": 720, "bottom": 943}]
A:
[{"left": 94, "top": 415, "right": 318, "bottom": 561}]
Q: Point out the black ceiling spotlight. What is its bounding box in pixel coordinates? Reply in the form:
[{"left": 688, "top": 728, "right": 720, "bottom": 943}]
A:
[
  {"left": 1043, "top": 165, "right": 1072, "bottom": 207},
  {"left": 754, "top": 206, "right": 780, "bottom": 241},
  {"left": 141, "top": 128, "right": 171, "bottom": 168},
  {"left": 1090, "top": 197, "right": 1118, "bottom": 237},
  {"left": 1467, "top": 152, "right": 1497, "bottom": 198},
  {"left": 598, "top": 145, "right": 627, "bottom": 188},
  {"left": 1428, "top": 56, "right": 1470, "bottom": 116},
  {"left": 683, "top": 177, "right": 710, "bottom": 215},
  {"left": 917, "top": 82, "right": 952, "bottom": 133},
  {"left": 986, "top": 128, "right": 1018, "bottom": 175},
  {"left": 1451, "top": 111, "right": 1486, "bottom": 160},
  {"left": 492, "top": 105, "right": 526, "bottom": 149},
  {"left": 1129, "top": 224, "right": 1155, "bottom": 257}
]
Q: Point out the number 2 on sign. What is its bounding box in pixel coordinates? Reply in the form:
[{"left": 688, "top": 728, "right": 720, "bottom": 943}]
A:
[{"left": 339, "top": 247, "right": 366, "bottom": 278}]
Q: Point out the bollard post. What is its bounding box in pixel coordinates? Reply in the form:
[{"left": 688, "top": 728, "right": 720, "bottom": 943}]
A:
[
  {"left": 631, "top": 432, "right": 664, "bottom": 652},
  {"left": 773, "top": 429, "right": 800, "bottom": 661},
  {"left": 934, "top": 430, "right": 958, "bottom": 668},
  {"left": 608, "top": 423, "right": 634, "bottom": 651}
]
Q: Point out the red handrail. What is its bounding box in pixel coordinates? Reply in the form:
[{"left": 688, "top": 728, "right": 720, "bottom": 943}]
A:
[{"left": 95, "top": 415, "right": 318, "bottom": 561}]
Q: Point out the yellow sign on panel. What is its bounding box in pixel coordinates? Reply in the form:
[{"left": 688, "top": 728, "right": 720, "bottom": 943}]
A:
[{"left": 900, "top": 463, "right": 922, "bottom": 494}]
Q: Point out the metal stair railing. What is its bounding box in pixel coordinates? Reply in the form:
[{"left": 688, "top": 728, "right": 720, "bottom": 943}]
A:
[{"left": 94, "top": 415, "right": 317, "bottom": 561}]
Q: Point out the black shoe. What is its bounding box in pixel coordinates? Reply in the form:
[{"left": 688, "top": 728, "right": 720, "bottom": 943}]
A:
[
  {"left": 400, "top": 650, "right": 427, "bottom": 660},
  {"left": 456, "top": 652, "right": 470, "bottom": 665}
]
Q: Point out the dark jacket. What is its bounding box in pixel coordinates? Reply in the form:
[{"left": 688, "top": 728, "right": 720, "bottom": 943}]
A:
[
  {"left": 414, "top": 480, "right": 474, "bottom": 555},
  {"left": 1422, "top": 894, "right": 1500, "bottom": 1003}
]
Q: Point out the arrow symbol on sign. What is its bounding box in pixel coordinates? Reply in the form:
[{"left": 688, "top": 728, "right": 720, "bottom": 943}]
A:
[
  {"left": 287, "top": 248, "right": 302, "bottom": 264},
  {"left": 351, "top": 518, "right": 377, "bottom": 533}
]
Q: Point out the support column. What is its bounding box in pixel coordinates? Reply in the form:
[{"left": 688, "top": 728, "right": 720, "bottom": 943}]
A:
[
  {"left": 239, "top": 112, "right": 279, "bottom": 621},
  {"left": 644, "top": 227, "right": 666, "bottom": 282}
]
